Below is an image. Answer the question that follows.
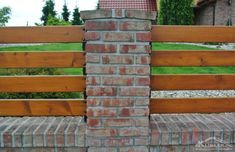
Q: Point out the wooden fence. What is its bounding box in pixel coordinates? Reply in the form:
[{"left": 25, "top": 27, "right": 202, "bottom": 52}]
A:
[
  {"left": 150, "top": 25, "right": 235, "bottom": 114},
  {"left": 0, "top": 26, "right": 86, "bottom": 116},
  {"left": 0, "top": 26, "right": 235, "bottom": 116}
]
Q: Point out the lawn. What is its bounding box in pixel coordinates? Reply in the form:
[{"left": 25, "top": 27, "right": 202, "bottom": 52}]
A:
[{"left": 1, "top": 42, "right": 235, "bottom": 75}]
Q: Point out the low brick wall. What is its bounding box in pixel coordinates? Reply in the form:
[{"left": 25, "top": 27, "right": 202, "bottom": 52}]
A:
[{"left": 0, "top": 117, "right": 86, "bottom": 151}]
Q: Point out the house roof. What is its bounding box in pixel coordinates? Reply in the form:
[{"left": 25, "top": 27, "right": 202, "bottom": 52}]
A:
[
  {"left": 197, "top": 0, "right": 216, "bottom": 7},
  {"left": 99, "top": 0, "right": 157, "bottom": 11}
]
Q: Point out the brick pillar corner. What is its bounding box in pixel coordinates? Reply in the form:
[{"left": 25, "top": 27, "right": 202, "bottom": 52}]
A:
[{"left": 81, "top": 9, "right": 156, "bottom": 152}]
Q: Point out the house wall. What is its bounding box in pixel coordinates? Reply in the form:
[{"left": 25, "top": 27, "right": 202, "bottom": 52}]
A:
[
  {"left": 195, "top": 0, "right": 234, "bottom": 25},
  {"left": 195, "top": 5, "right": 214, "bottom": 25}
]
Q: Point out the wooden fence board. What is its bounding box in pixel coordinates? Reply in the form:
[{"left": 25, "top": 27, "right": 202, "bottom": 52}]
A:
[
  {"left": 0, "top": 26, "right": 84, "bottom": 43},
  {"left": 152, "top": 26, "right": 235, "bottom": 42},
  {"left": 0, "top": 76, "right": 85, "bottom": 92},
  {"left": 150, "top": 98, "right": 235, "bottom": 113},
  {"left": 151, "top": 51, "right": 235, "bottom": 66},
  {"left": 151, "top": 75, "right": 235, "bottom": 90},
  {"left": 0, "top": 52, "right": 85, "bottom": 68},
  {"left": 0, "top": 99, "right": 86, "bottom": 116}
]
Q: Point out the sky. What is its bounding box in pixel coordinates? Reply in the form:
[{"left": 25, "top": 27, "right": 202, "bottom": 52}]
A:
[{"left": 0, "top": 0, "right": 98, "bottom": 26}]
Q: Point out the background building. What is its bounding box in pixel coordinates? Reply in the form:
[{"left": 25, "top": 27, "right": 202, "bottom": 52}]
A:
[{"left": 195, "top": 0, "right": 234, "bottom": 25}]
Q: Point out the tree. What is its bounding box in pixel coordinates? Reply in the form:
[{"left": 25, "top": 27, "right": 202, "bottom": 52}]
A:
[
  {"left": 158, "top": 0, "right": 194, "bottom": 25},
  {"left": 0, "top": 7, "right": 11, "bottom": 27},
  {"left": 62, "top": 1, "right": 70, "bottom": 22},
  {"left": 41, "top": 0, "right": 56, "bottom": 25},
  {"left": 46, "top": 14, "right": 71, "bottom": 26},
  {"left": 72, "top": 7, "right": 82, "bottom": 25},
  {"left": 96, "top": 2, "right": 100, "bottom": 10}
]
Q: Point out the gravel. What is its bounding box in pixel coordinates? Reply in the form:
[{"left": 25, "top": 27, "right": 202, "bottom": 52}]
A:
[{"left": 151, "top": 90, "right": 235, "bottom": 98}]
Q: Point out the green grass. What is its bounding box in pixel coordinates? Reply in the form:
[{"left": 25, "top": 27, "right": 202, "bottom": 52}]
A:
[
  {"left": 152, "top": 42, "right": 216, "bottom": 50},
  {"left": 0, "top": 43, "right": 83, "bottom": 51}
]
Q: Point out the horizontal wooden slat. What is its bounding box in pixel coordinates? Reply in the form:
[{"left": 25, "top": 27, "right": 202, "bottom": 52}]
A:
[
  {"left": 0, "top": 76, "right": 85, "bottom": 92},
  {"left": 151, "top": 75, "right": 235, "bottom": 90},
  {"left": 151, "top": 51, "right": 235, "bottom": 66},
  {"left": 150, "top": 98, "right": 235, "bottom": 113},
  {"left": 0, "top": 26, "right": 84, "bottom": 43},
  {"left": 0, "top": 52, "right": 85, "bottom": 68},
  {"left": 152, "top": 26, "right": 235, "bottom": 42},
  {"left": 0, "top": 99, "right": 86, "bottom": 116}
]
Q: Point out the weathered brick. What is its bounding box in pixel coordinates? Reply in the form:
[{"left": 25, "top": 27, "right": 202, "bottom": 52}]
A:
[
  {"left": 87, "top": 138, "right": 102, "bottom": 147},
  {"left": 103, "top": 138, "right": 133, "bottom": 147},
  {"left": 81, "top": 10, "right": 112, "bottom": 20},
  {"left": 87, "top": 119, "right": 101, "bottom": 127},
  {"left": 135, "top": 77, "right": 150, "bottom": 86},
  {"left": 120, "top": 21, "right": 151, "bottom": 31},
  {"left": 134, "top": 118, "right": 149, "bottom": 127},
  {"left": 87, "top": 108, "right": 117, "bottom": 117},
  {"left": 135, "top": 98, "right": 149, "bottom": 106},
  {"left": 119, "top": 108, "right": 149, "bottom": 117},
  {"left": 86, "top": 55, "right": 100, "bottom": 63},
  {"left": 86, "top": 76, "right": 101, "bottom": 85},
  {"left": 102, "top": 32, "right": 134, "bottom": 42},
  {"left": 102, "top": 98, "right": 134, "bottom": 107},
  {"left": 114, "top": 9, "right": 123, "bottom": 18},
  {"left": 103, "top": 119, "right": 133, "bottom": 127},
  {"left": 102, "top": 55, "right": 134, "bottom": 64},
  {"left": 120, "top": 146, "right": 149, "bottom": 152},
  {"left": 86, "top": 44, "right": 117, "bottom": 53},
  {"left": 87, "top": 129, "right": 117, "bottom": 137},
  {"left": 120, "top": 45, "right": 151, "bottom": 54},
  {"left": 85, "top": 20, "right": 117, "bottom": 30},
  {"left": 88, "top": 147, "right": 118, "bottom": 152},
  {"left": 136, "top": 56, "right": 151, "bottom": 64},
  {"left": 87, "top": 98, "right": 134, "bottom": 107},
  {"left": 87, "top": 87, "right": 117, "bottom": 96},
  {"left": 137, "top": 32, "right": 152, "bottom": 42},
  {"left": 125, "top": 10, "right": 157, "bottom": 20},
  {"left": 85, "top": 32, "right": 100, "bottom": 41},
  {"left": 102, "top": 76, "right": 134, "bottom": 86},
  {"left": 86, "top": 66, "right": 116, "bottom": 74},
  {"left": 135, "top": 137, "right": 149, "bottom": 145},
  {"left": 119, "top": 87, "right": 150, "bottom": 96},
  {"left": 119, "top": 66, "right": 150, "bottom": 75},
  {"left": 87, "top": 98, "right": 101, "bottom": 106},
  {"left": 119, "top": 127, "right": 149, "bottom": 136}
]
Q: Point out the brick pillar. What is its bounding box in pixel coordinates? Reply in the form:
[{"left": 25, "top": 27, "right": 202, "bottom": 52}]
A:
[{"left": 81, "top": 9, "right": 156, "bottom": 152}]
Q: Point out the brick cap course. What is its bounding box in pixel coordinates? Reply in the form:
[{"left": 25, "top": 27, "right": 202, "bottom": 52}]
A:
[
  {"left": 81, "top": 9, "right": 156, "bottom": 20},
  {"left": 0, "top": 117, "right": 86, "bottom": 148},
  {"left": 150, "top": 113, "right": 235, "bottom": 146}
]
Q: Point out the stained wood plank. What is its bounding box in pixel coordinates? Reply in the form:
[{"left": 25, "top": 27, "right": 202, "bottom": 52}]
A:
[
  {"left": 150, "top": 98, "right": 235, "bottom": 113},
  {"left": 0, "top": 76, "right": 85, "bottom": 92},
  {"left": 0, "top": 52, "right": 85, "bottom": 68},
  {"left": 152, "top": 26, "right": 235, "bottom": 42},
  {"left": 0, "top": 99, "right": 86, "bottom": 116},
  {"left": 0, "top": 26, "right": 84, "bottom": 43},
  {"left": 151, "top": 51, "right": 235, "bottom": 66},
  {"left": 151, "top": 75, "right": 235, "bottom": 90}
]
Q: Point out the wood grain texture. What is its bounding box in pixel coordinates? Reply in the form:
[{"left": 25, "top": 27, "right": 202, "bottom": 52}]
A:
[
  {"left": 151, "top": 51, "right": 235, "bottom": 66},
  {"left": 0, "top": 76, "right": 85, "bottom": 92},
  {"left": 0, "top": 52, "right": 85, "bottom": 68},
  {"left": 152, "top": 26, "right": 235, "bottom": 42},
  {"left": 150, "top": 98, "right": 235, "bottom": 113},
  {"left": 0, "top": 26, "right": 84, "bottom": 43},
  {"left": 151, "top": 75, "right": 235, "bottom": 90},
  {"left": 0, "top": 99, "right": 86, "bottom": 116}
]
